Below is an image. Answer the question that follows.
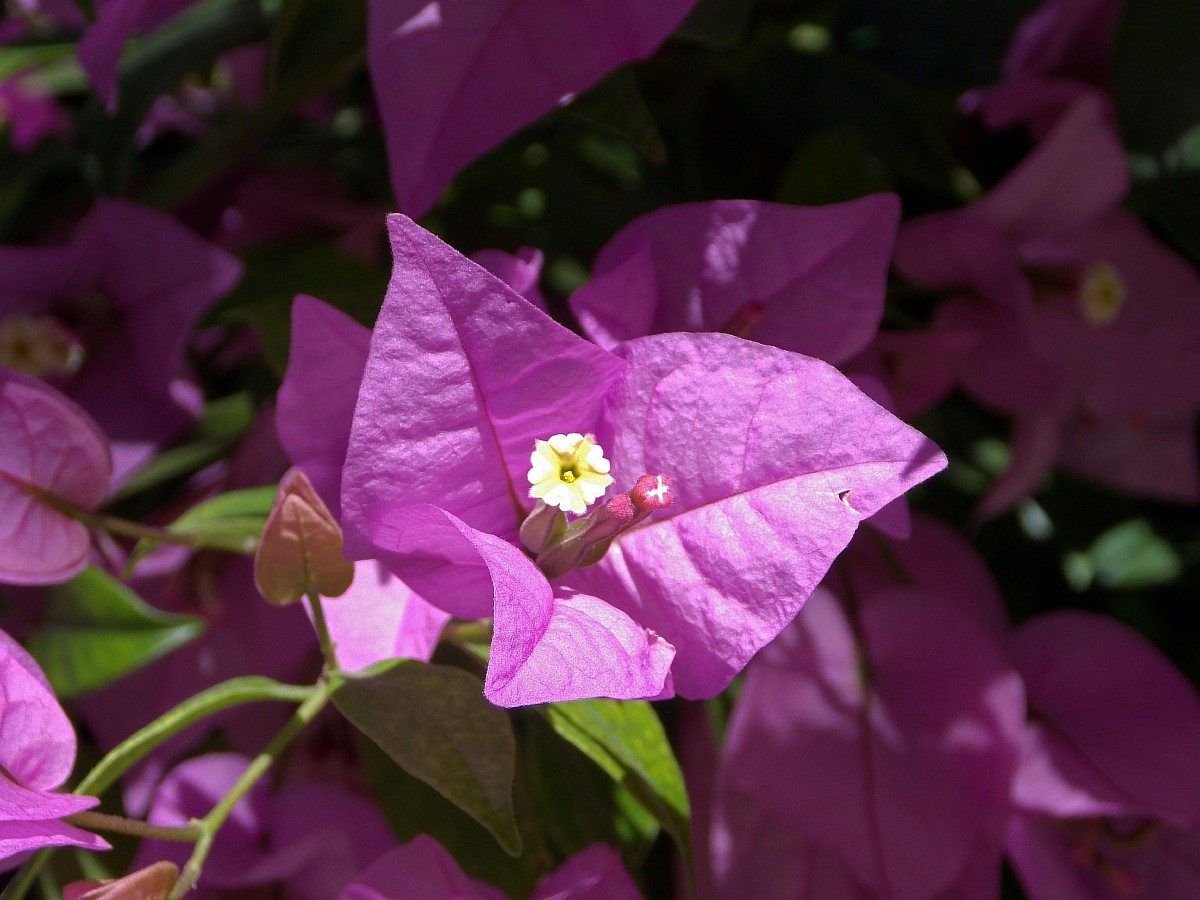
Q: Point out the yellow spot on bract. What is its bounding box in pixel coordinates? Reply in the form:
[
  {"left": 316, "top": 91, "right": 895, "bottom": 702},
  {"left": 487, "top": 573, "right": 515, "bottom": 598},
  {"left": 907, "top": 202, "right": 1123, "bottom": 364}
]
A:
[
  {"left": 0, "top": 315, "right": 84, "bottom": 378},
  {"left": 1079, "top": 262, "right": 1127, "bottom": 326},
  {"left": 528, "top": 432, "right": 613, "bottom": 516}
]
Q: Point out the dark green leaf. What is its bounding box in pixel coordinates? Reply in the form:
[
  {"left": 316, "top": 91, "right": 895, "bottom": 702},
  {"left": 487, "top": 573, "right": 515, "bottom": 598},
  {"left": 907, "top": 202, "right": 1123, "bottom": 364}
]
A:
[
  {"left": 142, "top": 0, "right": 365, "bottom": 208},
  {"left": 1114, "top": 0, "right": 1200, "bottom": 154},
  {"left": 333, "top": 660, "right": 522, "bottom": 855},
  {"left": 358, "top": 738, "right": 537, "bottom": 897},
  {"left": 775, "top": 125, "right": 893, "bottom": 205},
  {"left": 542, "top": 699, "right": 690, "bottom": 862},
  {"left": 562, "top": 69, "right": 666, "bottom": 164},
  {"left": 675, "top": 0, "right": 755, "bottom": 47},
  {"left": 524, "top": 714, "right": 659, "bottom": 866},
  {"left": 26, "top": 569, "right": 205, "bottom": 699},
  {"left": 269, "top": 0, "right": 366, "bottom": 89}
]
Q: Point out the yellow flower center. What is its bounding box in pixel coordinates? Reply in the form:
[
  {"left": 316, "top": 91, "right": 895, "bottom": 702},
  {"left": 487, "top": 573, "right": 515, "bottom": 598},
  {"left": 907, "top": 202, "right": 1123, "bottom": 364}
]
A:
[
  {"left": 527, "top": 432, "right": 614, "bottom": 516},
  {"left": 0, "top": 315, "right": 84, "bottom": 378},
  {"left": 1079, "top": 262, "right": 1127, "bottom": 327}
]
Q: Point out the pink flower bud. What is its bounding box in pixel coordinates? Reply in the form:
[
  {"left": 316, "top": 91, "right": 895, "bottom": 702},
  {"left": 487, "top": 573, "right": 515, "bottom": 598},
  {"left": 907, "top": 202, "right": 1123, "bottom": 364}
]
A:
[
  {"left": 631, "top": 474, "right": 672, "bottom": 512},
  {"left": 254, "top": 469, "right": 354, "bottom": 605}
]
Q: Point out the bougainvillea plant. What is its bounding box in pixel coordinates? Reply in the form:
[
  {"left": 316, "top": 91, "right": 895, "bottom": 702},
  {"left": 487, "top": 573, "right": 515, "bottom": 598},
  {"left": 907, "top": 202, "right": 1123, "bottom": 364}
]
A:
[{"left": 1, "top": 0, "right": 1199, "bottom": 897}]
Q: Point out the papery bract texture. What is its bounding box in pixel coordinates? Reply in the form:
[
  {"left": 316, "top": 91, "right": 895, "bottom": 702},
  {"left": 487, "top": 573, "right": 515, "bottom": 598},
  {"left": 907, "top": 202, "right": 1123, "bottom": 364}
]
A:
[
  {"left": 0, "top": 629, "right": 108, "bottom": 867},
  {"left": 367, "top": 0, "right": 698, "bottom": 216},
  {"left": 565, "top": 332, "right": 947, "bottom": 697},
  {"left": 571, "top": 195, "right": 899, "bottom": 363},
  {"left": 311, "top": 560, "right": 448, "bottom": 672},
  {"left": 342, "top": 214, "right": 944, "bottom": 703},
  {"left": 362, "top": 503, "right": 674, "bottom": 704},
  {"left": 277, "top": 296, "right": 372, "bottom": 517},
  {"left": 341, "top": 213, "right": 624, "bottom": 551},
  {"left": 713, "top": 588, "right": 1024, "bottom": 900},
  {"left": 0, "top": 368, "right": 111, "bottom": 585}
]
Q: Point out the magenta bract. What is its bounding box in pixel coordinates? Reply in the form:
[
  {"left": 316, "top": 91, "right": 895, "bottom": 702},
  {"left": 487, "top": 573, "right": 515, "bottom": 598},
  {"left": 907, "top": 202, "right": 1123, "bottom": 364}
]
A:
[
  {"left": 570, "top": 195, "right": 900, "bottom": 364},
  {"left": 0, "top": 367, "right": 111, "bottom": 585},
  {"left": 0, "top": 629, "right": 108, "bottom": 867},
  {"left": 340, "top": 215, "right": 945, "bottom": 704},
  {"left": 368, "top": 0, "right": 698, "bottom": 215}
]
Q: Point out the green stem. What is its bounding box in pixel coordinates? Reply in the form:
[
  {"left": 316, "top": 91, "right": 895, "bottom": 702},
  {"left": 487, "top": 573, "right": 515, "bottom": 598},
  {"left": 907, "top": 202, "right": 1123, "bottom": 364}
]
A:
[
  {"left": 8, "top": 476, "right": 239, "bottom": 552},
  {"left": 306, "top": 591, "right": 340, "bottom": 673},
  {"left": 1, "top": 677, "right": 314, "bottom": 900},
  {"left": 64, "top": 811, "right": 203, "bottom": 843},
  {"left": 167, "top": 678, "right": 332, "bottom": 900},
  {"left": 77, "top": 677, "right": 315, "bottom": 798}
]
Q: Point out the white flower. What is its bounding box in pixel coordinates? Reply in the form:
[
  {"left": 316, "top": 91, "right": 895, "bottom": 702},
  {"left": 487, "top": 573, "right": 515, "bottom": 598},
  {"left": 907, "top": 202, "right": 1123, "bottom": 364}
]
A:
[{"left": 527, "top": 432, "right": 613, "bottom": 515}]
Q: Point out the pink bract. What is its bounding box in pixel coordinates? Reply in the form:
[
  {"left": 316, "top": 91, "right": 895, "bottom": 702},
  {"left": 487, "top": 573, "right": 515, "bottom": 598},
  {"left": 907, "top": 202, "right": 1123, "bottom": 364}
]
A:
[
  {"left": 368, "top": 0, "right": 698, "bottom": 215},
  {"left": 339, "top": 214, "right": 945, "bottom": 704},
  {"left": 570, "top": 195, "right": 899, "bottom": 364},
  {"left": 0, "top": 368, "right": 110, "bottom": 585},
  {"left": 0, "top": 629, "right": 108, "bottom": 867}
]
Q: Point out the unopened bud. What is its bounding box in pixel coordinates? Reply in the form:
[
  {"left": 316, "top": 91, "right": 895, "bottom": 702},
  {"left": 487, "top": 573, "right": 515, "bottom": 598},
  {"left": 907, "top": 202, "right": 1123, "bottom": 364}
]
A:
[
  {"left": 519, "top": 500, "right": 566, "bottom": 554},
  {"left": 537, "top": 492, "right": 637, "bottom": 580},
  {"left": 254, "top": 469, "right": 354, "bottom": 605},
  {"left": 631, "top": 474, "right": 672, "bottom": 512},
  {"left": 537, "top": 475, "right": 671, "bottom": 580},
  {"left": 63, "top": 861, "right": 179, "bottom": 900}
]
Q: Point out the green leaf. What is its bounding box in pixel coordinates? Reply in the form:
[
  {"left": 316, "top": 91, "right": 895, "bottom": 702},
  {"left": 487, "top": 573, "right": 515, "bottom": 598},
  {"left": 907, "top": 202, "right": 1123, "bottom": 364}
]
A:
[
  {"left": 524, "top": 715, "right": 659, "bottom": 866},
  {"left": 0, "top": 45, "right": 87, "bottom": 94},
  {"left": 562, "top": 69, "right": 666, "bottom": 164},
  {"left": 333, "top": 660, "right": 522, "bottom": 855},
  {"left": 77, "top": 676, "right": 313, "bottom": 797},
  {"left": 26, "top": 569, "right": 205, "bottom": 699},
  {"left": 541, "top": 699, "right": 690, "bottom": 862},
  {"left": 358, "top": 738, "right": 537, "bottom": 898},
  {"left": 127, "top": 485, "right": 278, "bottom": 568},
  {"left": 1089, "top": 519, "right": 1182, "bottom": 590},
  {"left": 775, "top": 125, "right": 893, "bottom": 205},
  {"left": 269, "top": 0, "right": 366, "bottom": 90},
  {"left": 1115, "top": 0, "right": 1200, "bottom": 154},
  {"left": 675, "top": 0, "right": 755, "bottom": 47},
  {"left": 110, "top": 394, "right": 256, "bottom": 502}
]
